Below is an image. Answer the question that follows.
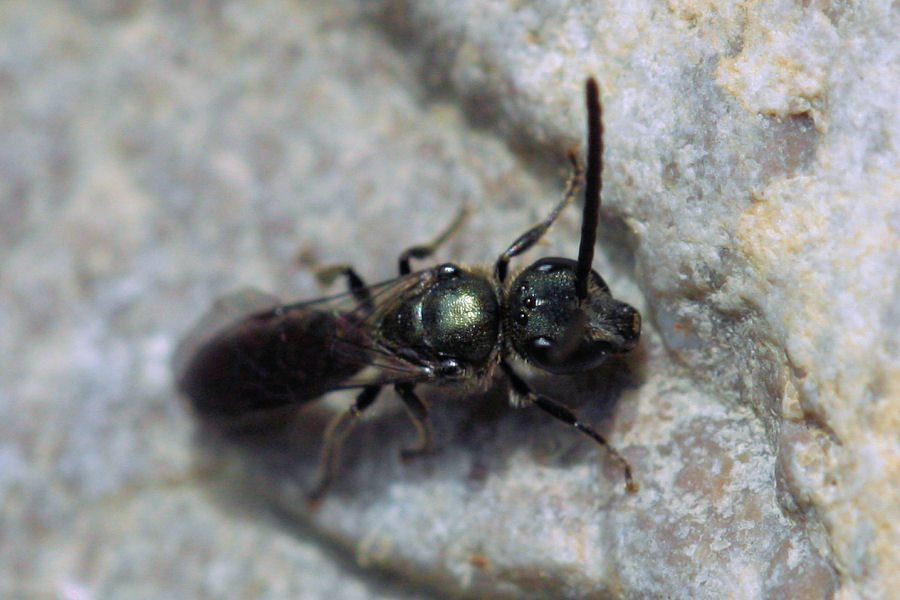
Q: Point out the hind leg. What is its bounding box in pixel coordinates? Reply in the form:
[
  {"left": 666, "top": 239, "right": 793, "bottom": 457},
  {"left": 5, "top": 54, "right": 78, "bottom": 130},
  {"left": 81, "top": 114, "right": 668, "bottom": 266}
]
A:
[{"left": 309, "top": 385, "right": 382, "bottom": 502}]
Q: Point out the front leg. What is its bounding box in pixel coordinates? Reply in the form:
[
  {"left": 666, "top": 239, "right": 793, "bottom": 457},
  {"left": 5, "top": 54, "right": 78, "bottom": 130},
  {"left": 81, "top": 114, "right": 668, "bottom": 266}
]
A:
[
  {"left": 500, "top": 361, "right": 637, "bottom": 493},
  {"left": 494, "top": 152, "right": 583, "bottom": 283}
]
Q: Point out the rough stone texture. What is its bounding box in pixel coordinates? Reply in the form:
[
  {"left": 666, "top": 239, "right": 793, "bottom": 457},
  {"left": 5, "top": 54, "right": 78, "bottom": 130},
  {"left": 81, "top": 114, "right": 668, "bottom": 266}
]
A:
[{"left": 2, "top": 1, "right": 897, "bottom": 599}]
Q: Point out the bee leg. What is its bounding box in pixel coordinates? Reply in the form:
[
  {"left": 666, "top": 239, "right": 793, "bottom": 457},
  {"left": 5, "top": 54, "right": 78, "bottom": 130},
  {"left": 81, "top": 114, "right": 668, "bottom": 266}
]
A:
[
  {"left": 398, "top": 205, "right": 470, "bottom": 275},
  {"left": 315, "top": 265, "right": 374, "bottom": 310},
  {"left": 395, "top": 383, "right": 436, "bottom": 459},
  {"left": 309, "top": 385, "right": 381, "bottom": 502},
  {"left": 494, "top": 152, "right": 584, "bottom": 283},
  {"left": 500, "top": 360, "right": 637, "bottom": 493}
]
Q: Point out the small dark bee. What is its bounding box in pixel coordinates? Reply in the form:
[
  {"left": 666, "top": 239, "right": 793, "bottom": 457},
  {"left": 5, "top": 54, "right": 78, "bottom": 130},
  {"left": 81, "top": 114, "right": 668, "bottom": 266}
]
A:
[{"left": 175, "top": 78, "right": 641, "bottom": 500}]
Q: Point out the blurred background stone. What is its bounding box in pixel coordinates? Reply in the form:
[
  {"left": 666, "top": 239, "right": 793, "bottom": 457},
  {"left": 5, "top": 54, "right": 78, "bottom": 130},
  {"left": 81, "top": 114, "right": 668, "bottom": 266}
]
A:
[{"left": 2, "top": 1, "right": 897, "bottom": 599}]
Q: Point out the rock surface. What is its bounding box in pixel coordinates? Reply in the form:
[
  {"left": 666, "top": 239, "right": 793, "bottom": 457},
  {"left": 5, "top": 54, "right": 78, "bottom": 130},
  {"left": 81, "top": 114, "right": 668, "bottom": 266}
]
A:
[{"left": 2, "top": 1, "right": 897, "bottom": 599}]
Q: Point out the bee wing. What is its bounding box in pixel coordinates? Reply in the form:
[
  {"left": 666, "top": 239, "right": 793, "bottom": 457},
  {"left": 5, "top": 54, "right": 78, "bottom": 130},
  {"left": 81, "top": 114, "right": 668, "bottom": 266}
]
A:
[
  {"left": 175, "top": 272, "right": 444, "bottom": 419},
  {"left": 253, "top": 270, "right": 441, "bottom": 387}
]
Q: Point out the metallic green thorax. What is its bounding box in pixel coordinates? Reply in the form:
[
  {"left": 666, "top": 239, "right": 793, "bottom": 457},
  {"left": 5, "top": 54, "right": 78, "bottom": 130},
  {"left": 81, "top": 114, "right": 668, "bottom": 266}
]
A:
[{"left": 379, "top": 265, "right": 499, "bottom": 367}]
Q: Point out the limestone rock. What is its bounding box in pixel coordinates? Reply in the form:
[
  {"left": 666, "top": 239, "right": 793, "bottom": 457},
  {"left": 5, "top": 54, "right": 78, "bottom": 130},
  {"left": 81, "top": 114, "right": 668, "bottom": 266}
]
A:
[{"left": 3, "top": 1, "right": 896, "bottom": 599}]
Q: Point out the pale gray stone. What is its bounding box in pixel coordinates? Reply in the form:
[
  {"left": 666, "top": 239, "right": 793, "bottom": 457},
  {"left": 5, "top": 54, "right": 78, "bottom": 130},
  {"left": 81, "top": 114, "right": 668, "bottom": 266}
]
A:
[{"left": 3, "top": 0, "right": 897, "bottom": 599}]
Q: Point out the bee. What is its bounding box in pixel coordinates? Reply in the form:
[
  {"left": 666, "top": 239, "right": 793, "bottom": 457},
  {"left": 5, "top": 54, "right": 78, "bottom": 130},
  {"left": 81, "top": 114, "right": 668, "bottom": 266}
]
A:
[{"left": 174, "top": 78, "right": 641, "bottom": 500}]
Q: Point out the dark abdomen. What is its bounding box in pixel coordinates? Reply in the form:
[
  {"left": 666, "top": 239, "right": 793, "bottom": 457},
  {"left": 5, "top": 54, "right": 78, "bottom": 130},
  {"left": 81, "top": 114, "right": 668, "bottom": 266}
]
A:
[{"left": 174, "top": 290, "right": 366, "bottom": 419}]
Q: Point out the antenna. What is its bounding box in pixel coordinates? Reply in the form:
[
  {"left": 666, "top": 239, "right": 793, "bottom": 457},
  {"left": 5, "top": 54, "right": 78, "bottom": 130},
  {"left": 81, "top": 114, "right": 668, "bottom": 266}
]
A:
[{"left": 575, "top": 77, "right": 602, "bottom": 300}]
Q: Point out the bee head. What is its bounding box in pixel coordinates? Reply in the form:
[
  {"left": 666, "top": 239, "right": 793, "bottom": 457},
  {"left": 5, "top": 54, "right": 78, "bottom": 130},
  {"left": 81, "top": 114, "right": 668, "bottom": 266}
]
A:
[{"left": 505, "top": 257, "right": 640, "bottom": 374}]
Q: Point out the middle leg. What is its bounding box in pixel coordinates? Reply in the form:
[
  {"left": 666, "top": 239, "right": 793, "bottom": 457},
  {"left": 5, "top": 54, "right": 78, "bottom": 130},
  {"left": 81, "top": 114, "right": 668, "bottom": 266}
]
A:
[
  {"left": 398, "top": 205, "right": 470, "bottom": 275},
  {"left": 394, "top": 382, "right": 436, "bottom": 459}
]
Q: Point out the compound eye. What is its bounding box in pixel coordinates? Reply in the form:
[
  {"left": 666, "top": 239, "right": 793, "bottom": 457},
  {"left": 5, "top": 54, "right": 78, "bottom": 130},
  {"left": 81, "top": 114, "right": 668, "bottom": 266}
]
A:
[
  {"left": 530, "top": 336, "right": 553, "bottom": 350},
  {"left": 438, "top": 359, "right": 464, "bottom": 378}
]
